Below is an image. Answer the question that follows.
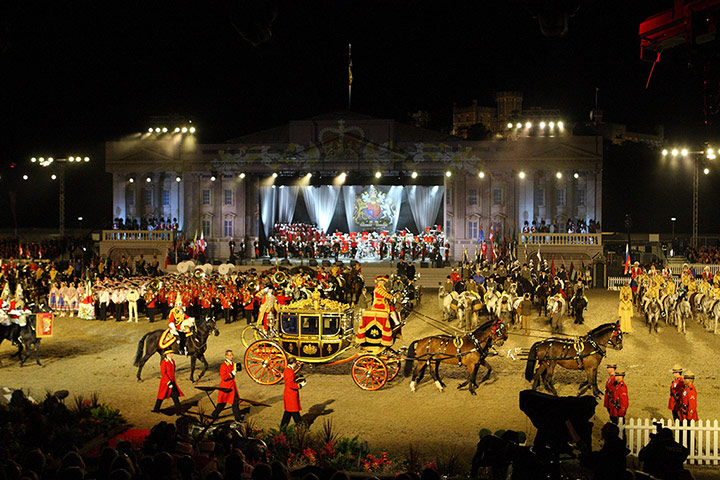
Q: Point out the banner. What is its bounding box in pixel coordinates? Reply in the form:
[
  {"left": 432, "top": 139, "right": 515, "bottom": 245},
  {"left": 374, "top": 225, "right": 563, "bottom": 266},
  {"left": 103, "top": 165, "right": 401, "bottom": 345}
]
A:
[
  {"left": 342, "top": 185, "right": 402, "bottom": 233},
  {"left": 36, "top": 312, "right": 54, "bottom": 337}
]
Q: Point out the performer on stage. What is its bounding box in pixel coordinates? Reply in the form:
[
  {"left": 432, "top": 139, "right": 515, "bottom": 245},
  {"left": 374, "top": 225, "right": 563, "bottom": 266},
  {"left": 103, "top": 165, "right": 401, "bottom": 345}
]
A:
[
  {"left": 211, "top": 350, "right": 243, "bottom": 422},
  {"left": 152, "top": 350, "right": 183, "bottom": 413}
]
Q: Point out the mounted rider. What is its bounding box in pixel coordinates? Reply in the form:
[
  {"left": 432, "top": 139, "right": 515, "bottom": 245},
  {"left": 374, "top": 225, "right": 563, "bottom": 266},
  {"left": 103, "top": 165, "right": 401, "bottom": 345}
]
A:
[{"left": 168, "top": 294, "right": 192, "bottom": 355}]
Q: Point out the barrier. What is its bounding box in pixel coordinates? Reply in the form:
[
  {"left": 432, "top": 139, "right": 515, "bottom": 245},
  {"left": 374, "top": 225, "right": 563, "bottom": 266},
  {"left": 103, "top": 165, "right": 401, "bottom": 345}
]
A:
[
  {"left": 619, "top": 417, "right": 720, "bottom": 465},
  {"left": 518, "top": 233, "right": 602, "bottom": 246},
  {"left": 102, "top": 230, "right": 175, "bottom": 242}
]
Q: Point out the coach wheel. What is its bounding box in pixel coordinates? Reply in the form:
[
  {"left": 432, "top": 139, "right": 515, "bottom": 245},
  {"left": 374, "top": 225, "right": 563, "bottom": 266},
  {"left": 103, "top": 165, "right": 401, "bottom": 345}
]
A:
[
  {"left": 351, "top": 355, "right": 388, "bottom": 391},
  {"left": 244, "top": 340, "right": 287, "bottom": 385},
  {"left": 241, "top": 325, "right": 263, "bottom": 348}
]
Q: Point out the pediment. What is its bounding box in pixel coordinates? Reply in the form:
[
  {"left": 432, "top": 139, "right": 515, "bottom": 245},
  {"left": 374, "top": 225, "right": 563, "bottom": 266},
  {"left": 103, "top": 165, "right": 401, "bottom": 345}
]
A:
[
  {"left": 117, "top": 147, "right": 176, "bottom": 164},
  {"left": 530, "top": 143, "right": 599, "bottom": 160}
]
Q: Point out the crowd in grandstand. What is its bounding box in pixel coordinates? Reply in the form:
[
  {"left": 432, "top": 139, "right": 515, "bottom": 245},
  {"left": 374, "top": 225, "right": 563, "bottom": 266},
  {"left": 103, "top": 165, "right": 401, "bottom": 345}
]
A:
[{"left": 684, "top": 245, "right": 720, "bottom": 265}]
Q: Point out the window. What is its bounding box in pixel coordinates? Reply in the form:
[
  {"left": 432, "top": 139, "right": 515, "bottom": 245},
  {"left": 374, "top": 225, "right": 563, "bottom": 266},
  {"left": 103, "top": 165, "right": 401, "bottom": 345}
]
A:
[
  {"left": 202, "top": 189, "right": 211, "bottom": 206},
  {"left": 576, "top": 188, "right": 586, "bottom": 206},
  {"left": 127, "top": 190, "right": 135, "bottom": 206},
  {"left": 535, "top": 188, "right": 545, "bottom": 207},
  {"left": 202, "top": 219, "right": 211, "bottom": 237},
  {"left": 556, "top": 189, "right": 566, "bottom": 206},
  {"left": 492, "top": 188, "right": 504, "bottom": 206},
  {"left": 224, "top": 219, "right": 233, "bottom": 237},
  {"left": 468, "top": 188, "right": 478, "bottom": 206},
  {"left": 144, "top": 189, "right": 152, "bottom": 205},
  {"left": 468, "top": 221, "right": 478, "bottom": 240},
  {"left": 161, "top": 189, "right": 170, "bottom": 207},
  {"left": 224, "top": 189, "right": 233, "bottom": 205}
]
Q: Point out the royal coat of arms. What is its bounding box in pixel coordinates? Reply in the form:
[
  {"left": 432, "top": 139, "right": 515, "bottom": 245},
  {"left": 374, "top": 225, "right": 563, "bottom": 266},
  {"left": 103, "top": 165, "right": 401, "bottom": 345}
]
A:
[{"left": 353, "top": 186, "right": 395, "bottom": 227}]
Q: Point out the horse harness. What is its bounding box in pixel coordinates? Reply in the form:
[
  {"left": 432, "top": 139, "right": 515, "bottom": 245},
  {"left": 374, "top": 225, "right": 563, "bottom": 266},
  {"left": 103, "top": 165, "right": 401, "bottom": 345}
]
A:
[
  {"left": 419, "top": 331, "right": 490, "bottom": 366},
  {"left": 542, "top": 334, "right": 606, "bottom": 370}
]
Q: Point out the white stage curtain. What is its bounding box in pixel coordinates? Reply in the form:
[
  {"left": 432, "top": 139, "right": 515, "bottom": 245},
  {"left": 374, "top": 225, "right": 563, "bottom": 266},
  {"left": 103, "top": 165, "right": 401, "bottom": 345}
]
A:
[
  {"left": 302, "top": 186, "right": 340, "bottom": 233},
  {"left": 407, "top": 185, "right": 444, "bottom": 233},
  {"left": 277, "top": 186, "right": 299, "bottom": 224},
  {"left": 342, "top": 185, "right": 404, "bottom": 233},
  {"left": 260, "top": 186, "right": 277, "bottom": 238}
]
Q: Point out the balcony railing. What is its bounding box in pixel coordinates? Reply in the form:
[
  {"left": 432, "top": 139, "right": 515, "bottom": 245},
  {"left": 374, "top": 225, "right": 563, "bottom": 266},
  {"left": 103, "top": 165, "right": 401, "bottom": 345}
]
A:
[
  {"left": 518, "top": 232, "right": 602, "bottom": 246},
  {"left": 102, "top": 230, "right": 176, "bottom": 242}
]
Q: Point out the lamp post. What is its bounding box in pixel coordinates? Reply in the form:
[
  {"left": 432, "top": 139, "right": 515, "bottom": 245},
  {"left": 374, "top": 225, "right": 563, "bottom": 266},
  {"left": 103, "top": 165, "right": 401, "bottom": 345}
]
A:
[
  {"left": 31, "top": 156, "right": 90, "bottom": 236},
  {"left": 662, "top": 147, "right": 714, "bottom": 249}
]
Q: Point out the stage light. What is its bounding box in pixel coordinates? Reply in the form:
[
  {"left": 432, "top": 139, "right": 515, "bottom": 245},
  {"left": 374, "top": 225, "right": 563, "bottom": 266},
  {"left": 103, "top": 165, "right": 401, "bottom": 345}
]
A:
[
  {"left": 411, "top": 171, "right": 418, "bottom": 179},
  {"left": 210, "top": 175, "right": 216, "bottom": 182},
  {"left": 549, "top": 121, "right": 555, "bottom": 128},
  {"left": 556, "top": 171, "right": 562, "bottom": 179},
  {"left": 51, "top": 174, "right": 56, "bottom": 180},
  {"left": 31, "top": 157, "right": 36, "bottom": 163},
  {"left": 558, "top": 121, "right": 564, "bottom": 129},
  {"left": 175, "top": 176, "right": 181, "bottom": 182},
  {"left": 375, "top": 171, "right": 382, "bottom": 178},
  {"left": 23, "top": 175, "right": 28, "bottom": 180},
  {"left": 708, "top": 148, "right": 714, "bottom": 156},
  {"left": 181, "top": 127, "right": 188, "bottom": 133},
  {"left": 162, "top": 127, "right": 168, "bottom": 133},
  {"left": 69, "top": 157, "right": 75, "bottom": 162},
  {"left": 174, "top": 127, "right": 180, "bottom": 133},
  {"left": 662, "top": 149, "right": 668, "bottom": 156},
  {"left": 272, "top": 172, "right": 278, "bottom": 178},
  {"left": 306, "top": 172, "right": 312, "bottom": 179},
  {"left": 146, "top": 177, "right": 152, "bottom": 183},
  {"left": 189, "top": 127, "right": 196, "bottom": 134},
  {"left": 681, "top": 148, "right": 689, "bottom": 157},
  {"left": 573, "top": 172, "right": 579, "bottom": 179},
  {"left": 525, "top": 121, "right": 532, "bottom": 128},
  {"left": 672, "top": 149, "right": 679, "bottom": 156},
  {"left": 155, "top": 128, "right": 161, "bottom": 133},
  {"left": 704, "top": 167, "right": 710, "bottom": 175},
  {"left": 148, "top": 128, "right": 153, "bottom": 133},
  {"left": 445, "top": 170, "right": 452, "bottom": 177},
  {"left": 478, "top": 171, "right": 485, "bottom": 178},
  {"left": 338, "top": 172, "right": 347, "bottom": 182},
  {"left": 239, "top": 172, "right": 246, "bottom": 179},
  {"left": 518, "top": 171, "right": 526, "bottom": 179},
  {"left": 507, "top": 122, "right": 513, "bottom": 129},
  {"left": 516, "top": 123, "right": 521, "bottom": 129},
  {"left": 84, "top": 157, "right": 89, "bottom": 162},
  {"left": 539, "top": 121, "right": 546, "bottom": 129},
  {"left": 128, "top": 177, "right": 134, "bottom": 183}
]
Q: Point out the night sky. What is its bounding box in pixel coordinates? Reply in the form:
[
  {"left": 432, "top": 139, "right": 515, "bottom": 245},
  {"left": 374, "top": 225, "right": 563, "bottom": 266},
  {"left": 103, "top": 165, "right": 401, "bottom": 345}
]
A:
[{"left": 1, "top": 1, "right": 718, "bottom": 235}]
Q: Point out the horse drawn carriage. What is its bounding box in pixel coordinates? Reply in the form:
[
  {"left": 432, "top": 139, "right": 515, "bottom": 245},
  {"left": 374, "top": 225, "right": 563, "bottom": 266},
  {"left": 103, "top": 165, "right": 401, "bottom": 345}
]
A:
[{"left": 241, "top": 296, "right": 404, "bottom": 390}]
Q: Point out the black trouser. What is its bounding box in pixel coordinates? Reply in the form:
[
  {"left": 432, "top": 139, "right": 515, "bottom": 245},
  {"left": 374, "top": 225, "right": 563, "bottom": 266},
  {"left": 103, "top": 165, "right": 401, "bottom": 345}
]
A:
[
  {"left": 672, "top": 410, "right": 680, "bottom": 421},
  {"left": 223, "top": 309, "right": 231, "bottom": 324},
  {"left": 99, "top": 303, "right": 107, "bottom": 320},
  {"left": 147, "top": 307, "right": 155, "bottom": 323},
  {"left": 115, "top": 302, "right": 123, "bottom": 321},
  {"left": 280, "top": 411, "right": 302, "bottom": 427},
  {"left": 610, "top": 415, "right": 619, "bottom": 424},
  {"left": 244, "top": 309, "right": 253, "bottom": 324},
  {"left": 211, "top": 393, "right": 242, "bottom": 421},
  {"left": 153, "top": 389, "right": 181, "bottom": 412}
]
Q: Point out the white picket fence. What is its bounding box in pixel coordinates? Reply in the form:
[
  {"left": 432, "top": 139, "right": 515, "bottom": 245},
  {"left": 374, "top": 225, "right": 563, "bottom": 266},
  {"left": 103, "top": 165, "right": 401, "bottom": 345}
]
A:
[
  {"left": 607, "top": 276, "right": 682, "bottom": 291},
  {"left": 618, "top": 417, "right": 720, "bottom": 465}
]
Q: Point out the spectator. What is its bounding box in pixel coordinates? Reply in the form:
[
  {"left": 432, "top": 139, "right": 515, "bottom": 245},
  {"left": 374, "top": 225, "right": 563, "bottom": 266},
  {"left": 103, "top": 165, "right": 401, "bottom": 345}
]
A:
[
  {"left": 582, "top": 422, "right": 630, "bottom": 480},
  {"left": 638, "top": 427, "right": 689, "bottom": 480}
]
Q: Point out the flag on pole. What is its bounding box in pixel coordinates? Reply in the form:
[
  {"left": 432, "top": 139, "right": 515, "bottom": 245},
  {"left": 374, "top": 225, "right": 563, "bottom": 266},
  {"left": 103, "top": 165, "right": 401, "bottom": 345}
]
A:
[
  {"left": 623, "top": 244, "right": 631, "bottom": 274},
  {"left": 462, "top": 246, "right": 468, "bottom": 264},
  {"left": 569, "top": 261, "right": 576, "bottom": 281},
  {"left": 551, "top": 256, "right": 555, "bottom": 277},
  {"left": 489, "top": 222, "right": 495, "bottom": 243},
  {"left": 478, "top": 224, "right": 484, "bottom": 243},
  {"left": 536, "top": 246, "right": 542, "bottom": 271}
]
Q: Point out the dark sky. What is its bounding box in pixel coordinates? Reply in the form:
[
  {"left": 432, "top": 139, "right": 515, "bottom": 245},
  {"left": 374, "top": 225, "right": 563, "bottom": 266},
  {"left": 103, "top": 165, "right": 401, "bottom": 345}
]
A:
[{"left": 0, "top": 1, "right": 718, "bottom": 235}]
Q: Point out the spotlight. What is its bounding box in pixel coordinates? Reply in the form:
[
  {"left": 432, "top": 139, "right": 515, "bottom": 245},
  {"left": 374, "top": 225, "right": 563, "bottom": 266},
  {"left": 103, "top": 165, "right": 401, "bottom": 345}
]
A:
[
  {"left": 174, "top": 127, "right": 180, "bottom": 133},
  {"left": 411, "top": 171, "right": 418, "bottom": 179},
  {"left": 525, "top": 121, "right": 532, "bottom": 128},
  {"left": 210, "top": 175, "right": 216, "bottom": 182},
  {"left": 558, "top": 121, "right": 564, "bottom": 129},
  {"left": 155, "top": 127, "right": 161, "bottom": 133},
  {"left": 539, "top": 121, "right": 546, "bottom": 129},
  {"left": 306, "top": 172, "right": 312, "bottom": 178},
  {"left": 556, "top": 172, "right": 562, "bottom": 179},
  {"left": 146, "top": 177, "right": 152, "bottom": 183},
  {"left": 507, "top": 123, "right": 513, "bottom": 129},
  {"left": 681, "top": 148, "right": 688, "bottom": 156},
  {"left": 519, "top": 171, "right": 526, "bottom": 179},
  {"left": 78, "top": 216, "right": 83, "bottom": 221},
  {"left": 148, "top": 128, "right": 154, "bottom": 133},
  {"left": 573, "top": 172, "right": 579, "bottom": 179},
  {"left": 22, "top": 175, "right": 28, "bottom": 180},
  {"left": 162, "top": 127, "right": 168, "bottom": 133},
  {"left": 662, "top": 149, "right": 668, "bottom": 156},
  {"left": 516, "top": 123, "right": 522, "bottom": 129},
  {"left": 189, "top": 127, "right": 196, "bottom": 134},
  {"left": 708, "top": 148, "right": 714, "bottom": 156},
  {"left": 375, "top": 171, "right": 382, "bottom": 179},
  {"left": 445, "top": 170, "right": 452, "bottom": 177},
  {"left": 51, "top": 174, "right": 57, "bottom": 180},
  {"left": 175, "top": 176, "right": 181, "bottom": 182},
  {"left": 69, "top": 157, "right": 74, "bottom": 162},
  {"left": 129, "top": 177, "right": 134, "bottom": 183},
  {"left": 478, "top": 171, "right": 485, "bottom": 178},
  {"left": 84, "top": 157, "right": 89, "bottom": 162},
  {"left": 31, "top": 157, "right": 37, "bottom": 163},
  {"left": 549, "top": 121, "right": 555, "bottom": 128},
  {"left": 181, "top": 127, "right": 188, "bottom": 133},
  {"left": 239, "top": 172, "right": 246, "bottom": 179},
  {"left": 704, "top": 167, "right": 710, "bottom": 175},
  {"left": 671, "top": 149, "right": 679, "bottom": 156},
  {"left": 272, "top": 172, "right": 278, "bottom": 178}
]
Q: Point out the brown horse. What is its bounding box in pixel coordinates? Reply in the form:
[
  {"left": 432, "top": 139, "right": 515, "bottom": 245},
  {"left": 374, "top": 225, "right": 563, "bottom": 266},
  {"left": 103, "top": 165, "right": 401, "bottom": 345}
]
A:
[
  {"left": 403, "top": 319, "right": 508, "bottom": 395},
  {"left": 133, "top": 317, "right": 219, "bottom": 382},
  {"left": 524, "top": 322, "right": 623, "bottom": 396}
]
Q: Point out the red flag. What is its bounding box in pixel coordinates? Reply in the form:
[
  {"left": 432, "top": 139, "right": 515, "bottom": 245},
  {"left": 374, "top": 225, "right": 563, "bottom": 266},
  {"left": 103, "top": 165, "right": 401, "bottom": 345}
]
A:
[
  {"left": 489, "top": 222, "right": 495, "bottom": 243},
  {"left": 623, "top": 244, "right": 631, "bottom": 275},
  {"left": 551, "top": 256, "right": 555, "bottom": 277}
]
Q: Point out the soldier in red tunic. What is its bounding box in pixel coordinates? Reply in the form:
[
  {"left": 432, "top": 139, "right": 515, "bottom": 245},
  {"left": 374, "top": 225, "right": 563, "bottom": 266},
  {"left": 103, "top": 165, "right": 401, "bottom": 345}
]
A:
[
  {"left": 603, "top": 362, "right": 617, "bottom": 419},
  {"left": 681, "top": 370, "right": 699, "bottom": 422},
  {"left": 211, "top": 350, "right": 243, "bottom": 422},
  {"left": 669, "top": 364, "right": 685, "bottom": 421},
  {"left": 608, "top": 371, "right": 629, "bottom": 424},
  {"left": 152, "top": 350, "right": 183, "bottom": 412},
  {"left": 281, "top": 356, "right": 304, "bottom": 427}
]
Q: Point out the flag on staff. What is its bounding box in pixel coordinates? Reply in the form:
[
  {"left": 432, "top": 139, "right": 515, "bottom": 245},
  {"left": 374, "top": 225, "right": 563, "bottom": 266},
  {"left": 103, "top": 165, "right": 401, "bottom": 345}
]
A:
[
  {"left": 623, "top": 244, "right": 631, "bottom": 274},
  {"left": 462, "top": 246, "right": 468, "bottom": 264},
  {"left": 489, "top": 222, "right": 495, "bottom": 243},
  {"left": 551, "top": 256, "right": 555, "bottom": 276},
  {"left": 478, "top": 224, "right": 484, "bottom": 243},
  {"left": 536, "top": 246, "right": 542, "bottom": 271},
  {"left": 569, "top": 261, "right": 576, "bottom": 281}
]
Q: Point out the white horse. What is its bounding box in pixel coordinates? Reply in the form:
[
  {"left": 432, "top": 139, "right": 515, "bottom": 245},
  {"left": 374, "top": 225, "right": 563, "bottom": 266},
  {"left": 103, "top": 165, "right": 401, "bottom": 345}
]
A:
[
  {"left": 442, "top": 291, "right": 467, "bottom": 323},
  {"left": 484, "top": 286, "right": 501, "bottom": 319},
  {"left": 546, "top": 295, "right": 567, "bottom": 318},
  {"left": 671, "top": 298, "right": 692, "bottom": 334}
]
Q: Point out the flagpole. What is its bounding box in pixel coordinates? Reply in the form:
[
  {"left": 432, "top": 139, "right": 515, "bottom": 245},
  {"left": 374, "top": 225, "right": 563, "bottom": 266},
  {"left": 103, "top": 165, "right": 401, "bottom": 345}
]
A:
[{"left": 348, "top": 43, "right": 352, "bottom": 110}]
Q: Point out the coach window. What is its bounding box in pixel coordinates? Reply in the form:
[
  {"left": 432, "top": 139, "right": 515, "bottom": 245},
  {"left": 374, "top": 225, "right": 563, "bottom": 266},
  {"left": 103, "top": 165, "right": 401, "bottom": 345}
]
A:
[
  {"left": 281, "top": 313, "right": 298, "bottom": 335},
  {"left": 301, "top": 315, "right": 320, "bottom": 335}
]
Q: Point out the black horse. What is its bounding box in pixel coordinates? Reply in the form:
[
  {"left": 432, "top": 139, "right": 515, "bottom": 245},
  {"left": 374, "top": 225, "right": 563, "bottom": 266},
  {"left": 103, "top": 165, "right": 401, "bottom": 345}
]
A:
[
  {"left": 534, "top": 284, "right": 550, "bottom": 317},
  {"left": 570, "top": 295, "right": 588, "bottom": 324},
  {"left": 0, "top": 309, "right": 45, "bottom": 367},
  {"left": 134, "top": 317, "right": 219, "bottom": 382}
]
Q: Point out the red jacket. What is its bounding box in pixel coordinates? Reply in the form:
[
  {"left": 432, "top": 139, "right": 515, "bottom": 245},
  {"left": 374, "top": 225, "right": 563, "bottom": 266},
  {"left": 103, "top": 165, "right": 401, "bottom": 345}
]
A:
[
  {"left": 217, "top": 360, "right": 239, "bottom": 404},
  {"left": 681, "top": 384, "right": 699, "bottom": 422},
  {"left": 669, "top": 377, "right": 685, "bottom": 411},
  {"left": 283, "top": 366, "right": 301, "bottom": 412},
  {"left": 608, "top": 380, "right": 628, "bottom": 418},
  {"left": 603, "top": 375, "right": 615, "bottom": 409},
  {"left": 157, "top": 357, "right": 183, "bottom": 399}
]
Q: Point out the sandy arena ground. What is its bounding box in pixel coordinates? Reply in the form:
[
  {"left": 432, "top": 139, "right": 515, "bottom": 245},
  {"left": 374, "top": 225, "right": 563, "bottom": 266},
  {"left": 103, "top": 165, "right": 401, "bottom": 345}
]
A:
[{"left": 3, "top": 288, "right": 720, "bottom": 473}]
